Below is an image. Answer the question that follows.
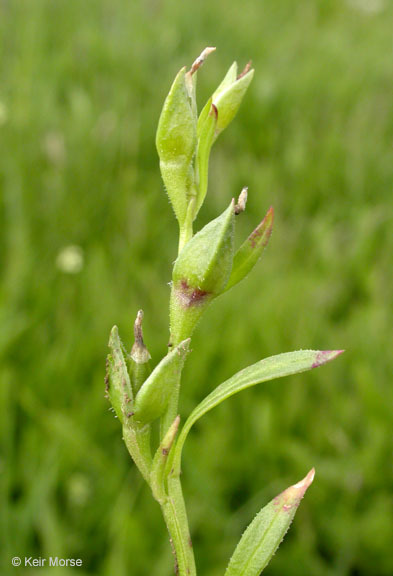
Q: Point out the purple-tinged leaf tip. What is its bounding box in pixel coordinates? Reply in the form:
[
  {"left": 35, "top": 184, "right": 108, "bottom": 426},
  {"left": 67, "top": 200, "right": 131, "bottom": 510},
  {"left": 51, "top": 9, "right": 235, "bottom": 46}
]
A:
[
  {"left": 275, "top": 468, "right": 315, "bottom": 512},
  {"left": 312, "top": 349, "right": 344, "bottom": 369},
  {"left": 224, "top": 468, "right": 315, "bottom": 576}
]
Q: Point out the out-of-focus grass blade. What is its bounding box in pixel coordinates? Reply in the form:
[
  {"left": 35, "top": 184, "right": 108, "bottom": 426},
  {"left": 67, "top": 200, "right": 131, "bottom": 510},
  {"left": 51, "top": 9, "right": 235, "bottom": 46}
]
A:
[{"left": 224, "top": 469, "right": 315, "bottom": 576}]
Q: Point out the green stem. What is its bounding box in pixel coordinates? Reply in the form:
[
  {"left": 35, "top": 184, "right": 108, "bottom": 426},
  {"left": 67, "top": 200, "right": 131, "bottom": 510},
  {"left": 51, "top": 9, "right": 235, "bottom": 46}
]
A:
[
  {"left": 161, "top": 476, "right": 196, "bottom": 576},
  {"left": 123, "top": 424, "right": 152, "bottom": 484},
  {"left": 178, "top": 198, "right": 196, "bottom": 253}
]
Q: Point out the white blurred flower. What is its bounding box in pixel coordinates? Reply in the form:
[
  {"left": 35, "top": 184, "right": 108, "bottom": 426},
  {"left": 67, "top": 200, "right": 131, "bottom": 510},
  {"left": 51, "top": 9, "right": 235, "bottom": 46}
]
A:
[
  {"left": 56, "top": 245, "right": 84, "bottom": 274},
  {"left": 68, "top": 473, "right": 90, "bottom": 506},
  {"left": 347, "top": 0, "right": 386, "bottom": 13},
  {"left": 43, "top": 131, "right": 66, "bottom": 166}
]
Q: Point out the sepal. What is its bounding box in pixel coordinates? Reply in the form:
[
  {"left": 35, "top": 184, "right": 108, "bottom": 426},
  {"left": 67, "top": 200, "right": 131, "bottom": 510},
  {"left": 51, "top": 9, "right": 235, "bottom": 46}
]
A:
[{"left": 226, "top": 206, "right": 274, "bottom": 291}]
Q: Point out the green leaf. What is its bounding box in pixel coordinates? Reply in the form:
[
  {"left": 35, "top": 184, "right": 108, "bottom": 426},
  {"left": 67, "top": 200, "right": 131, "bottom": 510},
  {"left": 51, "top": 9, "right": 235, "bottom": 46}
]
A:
[
  {"left": 226, "top": 206, "right": 274, "bottom": 291},
  {"left": 224, "top": 469, "right": 316, "bottom": 576},
  {"left": 106, "top": 325, "right": 133, "bottom": 424},
  {"left": 156, "top": 67, "right": 197, "bottom": 226},
  {"left": 133, "top": 340, "right": 190, "bottom": 424},
  {"left": 170, "top": 201, "right": 235, "bottom": 345},
  {"left": 171, "top": 350, "right": 343, "bottom": 474}
]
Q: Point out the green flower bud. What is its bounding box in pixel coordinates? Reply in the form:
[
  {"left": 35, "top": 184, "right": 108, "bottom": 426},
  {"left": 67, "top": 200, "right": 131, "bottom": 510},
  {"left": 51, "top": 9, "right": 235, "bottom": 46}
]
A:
[
  {"left": 156, "top": 67, "right": 197, "bottom": 226},
  {"left": 199, "top": 61, "right": 254, "bottom": 144},
  {"left": 133, "top": 339, "right": 190, "bottom": 425},
  {"left": 194, "top": 99, "right": 218, "bottom": 218},
  {"left": 170, "top": 200, "right": 235, "bottom": 345}
]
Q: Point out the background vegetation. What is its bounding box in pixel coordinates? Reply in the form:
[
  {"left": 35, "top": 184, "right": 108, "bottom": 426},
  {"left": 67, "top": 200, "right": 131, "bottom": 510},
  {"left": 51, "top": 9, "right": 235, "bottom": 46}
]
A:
[{"left": 1, "top": 1, "right": 392, "bottom": 574}]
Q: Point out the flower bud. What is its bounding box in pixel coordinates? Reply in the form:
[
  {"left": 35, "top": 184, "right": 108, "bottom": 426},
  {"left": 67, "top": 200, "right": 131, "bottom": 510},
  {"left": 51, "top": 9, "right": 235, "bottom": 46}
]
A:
[
  {"left": 156, "top": 67, "right": 197, "bottom": 226},
  {"left": 170, "top": 201, "right": 235, "bottom": 344},
  {"left": 199, "top": 61, "right": 254, "bottom": 143},
  {"left": 194, "top": 100, "right": 218, "bottom": 218},
  {"left": 133, "top": 339, "right": 190, "bottom": 425}
]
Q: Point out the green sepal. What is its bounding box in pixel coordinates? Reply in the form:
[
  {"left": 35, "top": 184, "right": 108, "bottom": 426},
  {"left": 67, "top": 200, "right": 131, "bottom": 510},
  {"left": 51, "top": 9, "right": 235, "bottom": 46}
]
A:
[
  {"left": 194, "top": 100, "right": 218, "bottom": 218},
  {"left": 133, "top": 340, "right": 191, "bottom": 424},
  {"left": 213, "top": 63, "right": 254, "bottom": 140},
  {"left": 224, "top": 469, "right": 315, "bottom": 576},
  {"left": 106, "top": 325, "right": 134, "bottom": 424},
  {"left": 170, "top": 201, "right": 235, "bottom": 345},
  {"left": 150, "top": 415, "right": 180, "bottom": 504},
  {"left": 196, "top": 61, "right": 237, "bottom": 133},
  {"left": 213, "top": 61, "right": 238, "bottom": 96},
  {"left": 106, "top": 325, "right": 152, "bottom": 482},
  {"left": 226, "top": 206, "right": 274, "bottom": 291},
  {"left": 156, "top": 67, "right": 197, "bottom": 226}
]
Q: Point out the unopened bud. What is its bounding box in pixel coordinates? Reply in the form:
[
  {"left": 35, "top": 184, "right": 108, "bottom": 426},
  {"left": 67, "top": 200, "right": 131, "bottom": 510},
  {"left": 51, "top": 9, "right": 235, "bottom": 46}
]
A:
[
  {"left": 133, "top": 340, "right": 190, "bottom": 424},
  {"left": 212, "top": 61, "right": 254, "bottom": 139},
  {"left": 170, "top": 201, "right": 235, "bottom": 344},
  {"left": 156, "top": 67, "right": 197, "bottom": 226}
]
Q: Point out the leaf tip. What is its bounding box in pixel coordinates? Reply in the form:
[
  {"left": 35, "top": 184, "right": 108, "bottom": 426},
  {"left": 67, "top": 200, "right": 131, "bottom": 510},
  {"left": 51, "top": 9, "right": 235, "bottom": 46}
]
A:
[
  {"left": 276, "top": 468, "right": 315, "bottom": 513},
  {"left": 312, "top": 349, "right": 345, "bottom": 368},
  {"left": 293, "top": 467, "right": 315, "bottom": 491}
]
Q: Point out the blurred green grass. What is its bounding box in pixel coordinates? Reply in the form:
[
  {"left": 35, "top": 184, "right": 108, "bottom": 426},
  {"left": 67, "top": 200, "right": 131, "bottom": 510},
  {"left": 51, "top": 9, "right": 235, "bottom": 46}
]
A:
[{"left": 0, "top": 0, "right": 392, "bottom": 575}]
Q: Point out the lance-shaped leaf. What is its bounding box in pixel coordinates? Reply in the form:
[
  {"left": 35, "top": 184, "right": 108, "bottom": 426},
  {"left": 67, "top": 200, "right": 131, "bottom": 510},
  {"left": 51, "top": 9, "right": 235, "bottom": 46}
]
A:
[
  {"left": 105, "top": 325, "right": 133, "bottom": 424},
  {"left": 133, "top": 340, "right": 190, "bottom": 424},
  {"left": 150, "top": 415, "right": 180, "bottom": 504},
  {"left": 224, "top": 469, "right": 315, "bottom": 576},
  {"left": 170, "top": 200, "right": 235, "bottom": 345},
  {"left": 171, "top": 350, "right": 343, "bottom": 474},
  {"left": 225, "top": 206, "right": 274, "bottom": 291},
  {"left": 156, "top": 67, "right": 197, "bottom": 226}
]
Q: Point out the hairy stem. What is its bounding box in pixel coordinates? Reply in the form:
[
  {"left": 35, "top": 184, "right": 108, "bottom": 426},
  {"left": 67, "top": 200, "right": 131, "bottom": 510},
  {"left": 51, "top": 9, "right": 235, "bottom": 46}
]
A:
[{"left": 161, "top": 477, "right": 196, "bottom": 576}]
